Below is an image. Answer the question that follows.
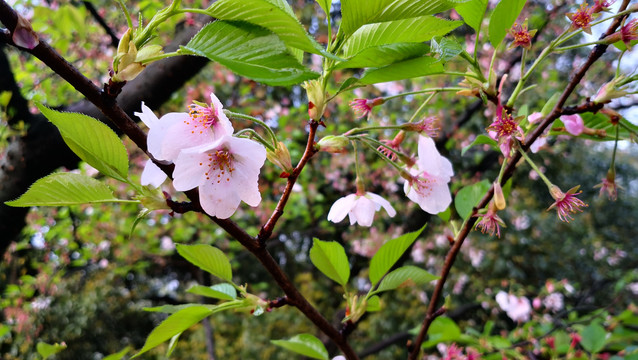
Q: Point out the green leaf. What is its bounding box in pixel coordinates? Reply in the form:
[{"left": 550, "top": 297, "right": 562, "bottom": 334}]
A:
[
  {"left": 454, "top": 179, "right": 491, "bottom": 220},
  {"left": 373, "top": 265, "right": 439, "bottom": 294},
  {"left": 207, "top": 0, "right": 329, "bottom": 57},
  {"left": 309, "top": 238, "right": 350, "bottom": 287},
  {"left": 341, "top": 16, "right": 462, "bottom": 58},
  {"left": 176, "top": 244, "right": 233, "bottom": 282},
  {"left": 488, "top": 0, "right": 527, "bottom": 47},
  {"left": 36, "top": 104, "right": 129, "bottom": 181},
  {"left": 359, "top": 56, "right": 444, "bottom": 84},
  {"left": 340, "top": 0, "right": 466, "bottom": 36},
  {"left": 431, "top": 37, "right": 464, "bottom": 62},
  {"left": 369, "top": 225, "right": 426, "bottom": 286},
  {"left": 37, "top": 342, "right": 67, "bottom": 359},
  {"left": 581, "top": 323, "right": 607, "bottom": 353},
  {"left": 187, "top": 283, "right": 237, "bottom": 301},
  {"left": 366, "top": 295, "right": 381, "bottom": 312},
  {"left": 461, "top": 134, "right": 498, "bottom": 156},
  {"left": 455, "top": 0, "right": 488, "bottom": 31},
  {"left": 103, "top": 346, "right": 131, "bottom": 360},
  {"left": 133, "top": 306, "right": 213, "bottom": 358},
  {"left": 144, "top": 304, "right": 203, "bottom": 314},
  {"left": 421, "top": 317, "right": 462, "bottom": 348},
  {"left": 271, "top": 333, "right": 329, "bottom": 360},
  {"left": 5, "top": 172, "right": 119, "bottom": 207},
  {"left": 335, "top": 77, "right": 365, "bottom": 96},
  {"left": 182, "top": 21, "right": 319, "bottom": 86},
  {"left": 335, "top": 43, "right": 429, "bottom": 70},
  {"left": 316, "top": 0, "right": 331, "bottom": 15}
]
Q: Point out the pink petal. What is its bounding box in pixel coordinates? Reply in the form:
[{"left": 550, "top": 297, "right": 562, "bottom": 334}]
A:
[
  {"left": 350, "top": 196, "right": 376, "bottom": 226},
  {"left": 561, "top": 114, "right": 584, "bottom": 136},
  {"left": 199, "top": 180, "right": 242, "bottom": 219},
  {"left": 172, "top": 148, "right": 211, "bottom": 191}
]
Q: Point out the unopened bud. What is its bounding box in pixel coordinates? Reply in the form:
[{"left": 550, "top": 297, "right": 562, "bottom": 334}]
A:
[
  {"left": 266, "top": 141, "right": 293, "bottom": 175},
  {"left": 12, "top": 14, "right": 39, "bottom": 49},
  {"left": 316, "top": 135, "right": 349, "bottom": 153},
  {"left": 302, "top": 80, "right": 327, "bottom": 121},
  {"left": 592, "top": 76, "right": 629, "bottom": 104},
  {"left": 493, "top": 181, "right": 506, "bottom": 210}
]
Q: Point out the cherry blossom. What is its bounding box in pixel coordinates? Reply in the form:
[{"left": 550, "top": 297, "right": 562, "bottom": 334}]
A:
[
  {"left": 327, "top": 192, "right": 396, "bottom": 226},
  {"left": 561, "top": 114, "right": 584, "bottom": 136},
  {"left": 508, "top": 20, "right": 537, "bottom": 50},
  {"left": 487, "top": 105, "right": 524, "bottom": 157},
  {"left": 567, "top": 3, "right": 597, "bottom": 34},
  {"left": 495, "top": 291, "right": 532, "bottom": 322},
  {"left": 403, "top": 136, "right": 453, "bottom": 214},
  {"left": 474, "top": 202, "right": 506, "bottom": 237},
  {"left": 172, "top": 135, "right": 266, "bottom": 219},
  {"left": 547, "top": 185, "right": 588, "bottom": 222},
  {"left": 349, "top": 97, "right": 384, "bottom": 118},
  {"left": 604, "top": 19, "right": 638, "bottom": 50},
  {"left": 135, "top": 93, "right": 233, "bottom": 163}
]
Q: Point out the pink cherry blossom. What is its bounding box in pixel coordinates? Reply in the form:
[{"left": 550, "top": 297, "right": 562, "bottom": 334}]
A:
[
  {"left": 487, "top": 105, "right": 524, "bottom": 157},
  {"left": 528, "top": 112, "right": 542, "bottom": 124},
  {"left": 547, "top": 185, "right": 588, "bottom": 222},
  {"left": 403, "top": 136, "right": 453, "bottom": 214},
  {"left": 561, "top": 114, "right": 584, "bottom": 136},
  {"left": 349, "top": 97, "right": 384, "bottom": 118},
  {"left": 495, "top": 291, "right": 532, "bottom": 322},
  {"left": 327, "top": 192, "right": 396, "bottom": 226},
  {"left": 135, "top": 93, "right": 233, "bottom": 163},
  {"left": 172, "top": 135, "right": 266, "bottom": 219},
  {"left": 474, "top": 203, "right": 506, "bottom": 237}
]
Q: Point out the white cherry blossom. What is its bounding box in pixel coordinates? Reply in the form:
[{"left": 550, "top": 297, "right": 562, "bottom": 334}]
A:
[
  {"left": 172, "top": 135, "right": 266, "bottom": 219},
  {"left": 327, "top": 192, "right": 396, "bottom": 226},
  {"left": 403, "top": 136, "right": 453, "bottom": 214}
]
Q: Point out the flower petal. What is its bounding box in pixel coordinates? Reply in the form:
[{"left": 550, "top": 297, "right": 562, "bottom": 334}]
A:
[
  {"left": 350, "top": 196, "right": 376, "bottom": 226},
  {"left": 327, "top": 195, "right": 357, "bottom": 223},
  {"left": 199, "top": 181, "right": 241, "bottom": 219},
  {"left": 366, "top": 192, "right": 397, "bottom": 217},
  {"left": 141, "top": 159, "right": 167, "bottom": 188}
]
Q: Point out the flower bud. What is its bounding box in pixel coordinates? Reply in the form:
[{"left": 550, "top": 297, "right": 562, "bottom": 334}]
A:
[
  {"left": 12, "top": 14, "right": 39, "bottom": 49},
  {"left": 493, "top": 181, "right": 506, "bottom": 210},
  {"left": 316, "top": 135, "right": 349, "bottom": 153},
  {"left": 266, "top": 141, "right": 293, "bottom": 176},
  {"left": 592, "top": 76, "right": 629, "bottom": 104},
  {"left": 302, "top": 80, "right": 327, "bottom": 121},
  {"left": 112, "top": 29, "right": 163, "bottom": 82}
]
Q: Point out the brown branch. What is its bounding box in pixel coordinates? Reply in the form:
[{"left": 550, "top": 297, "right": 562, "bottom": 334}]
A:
[
  {"left": 258, "top": 121, "right": 319, "bottom": 244},
  {"left": 408, "top": 2, "right": 630, "bottom": 358},
  {"left": 0, "top": 2, "right": 358, "bottom": 358}
]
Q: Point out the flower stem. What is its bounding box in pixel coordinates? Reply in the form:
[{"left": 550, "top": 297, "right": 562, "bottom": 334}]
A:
[
  {"left": 518, "top": 145, "right": 553, "bottom": 188},
  {"left": 225, "top": 111, "right": 278, "bottom": 146},
  {"left": 343, "top": 124, "right": 405, "bottom": 136},
  {"left": 407, "top": 92, "right": 437, "bottom": 123},
  {"left": 382, "top": 87, "right": 464, "bottom": 102}
]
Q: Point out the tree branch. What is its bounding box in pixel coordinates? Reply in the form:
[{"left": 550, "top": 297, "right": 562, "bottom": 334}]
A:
[{"left": 408, "top": 2, "right": 630, "bottom": 358}]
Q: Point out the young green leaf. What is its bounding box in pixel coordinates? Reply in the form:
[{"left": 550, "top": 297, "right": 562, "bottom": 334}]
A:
[
  {"left": 461, "top": 134, "right": 498, "bottom": 156},
  {"left": 182, "top": 21, "right": 319, "bottom": 86},
  {"left": 488, "top": 0, "right": 527, "bottom": 47},
  {"left": 340, "top": 0, "right": 465, "bottom": 36},
  {"left": 431, "top": 37, "right": 464, "bottom": 62},
  {"left": 5, "top": 172, "right": 119, "bottom": 207},
  {"left": 369, "top": 225, "right": 426, "bottom": 286},
  {"left": 372, "top": 265, "right": 439, "bottom": 295},
  {"left": 36, "top": 342, "right": 67, "bottom": 359},
  {"left": 271, "top": 333, "right": 329, "bottom": 360},
  {"left": 102, "top": 346, "right": 130, "bottom": 360},
  {"left": 144, "top": 304, "right": 204, "bottom": 314},
  {"left": 36, "top": 104, "right": 129, "bottom": 182},
  {"left": 207, "top": 0, "right": 330, "bottom": 57},
  {"left": 315, "top": 0, "right": 331, "bottom": 15},
  {"left": 341, "top": 16, "right": 462, "bottom": 58},
  {"left": 359, "top": 56, "right": 444, "bottom": 84},
  {"left": 176, "top": 244, "right": 233, "bottom": 282},
  {"left": 580, "top": 323, "right": 607, "bottom": 353},
  {"left": 187, "top": 283, "right": 237, "bottom": 301},
  {"left": 335, "top": 43, "right": 429, "bottom": 70},
  {"left": 133, "top": 306, "right": 213, "bottom": 358},
  {"left": 454, "top": 179, "right": 491, "bottom": 220},
  {"left": 366, "top": 295, "right": 381, "bottom": 312},
  {"left": 455, "top": 0, "right": 488, "bottom": 32},
  {"left": 421, "top": 316, "right": 462, "bottom": 348},
  {"left": 309, "top": 238, "right": 350, "bottom": 287}
]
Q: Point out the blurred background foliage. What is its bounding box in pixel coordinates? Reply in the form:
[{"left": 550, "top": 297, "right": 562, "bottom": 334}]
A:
[{"left": 1, "top": 0, "right": 637, "bottom": 359}]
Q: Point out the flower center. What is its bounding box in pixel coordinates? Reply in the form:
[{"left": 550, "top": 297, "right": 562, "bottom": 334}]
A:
[
  {"left": 202, "top": 149, "right": 234, "bottom": 184},
  {"left": 185, "top": 103, "right": 217, "bottom": 135},
  {"left": 489, "top": 111, "right": 518, "bottom": 138},
  {"left": 572, "top": 6, "right": 593, "bottom": 29},
  {"left": 412, "top": 173, "right": 434, "bottom": 196}
]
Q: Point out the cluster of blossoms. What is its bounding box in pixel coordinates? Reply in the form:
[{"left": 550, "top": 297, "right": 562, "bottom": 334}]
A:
[
  {"left": 137, "top": 93, "right": 267, "bottom": 219},
  {"left": 495, "top": 291, "right": 532, "bottom": 322}
]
